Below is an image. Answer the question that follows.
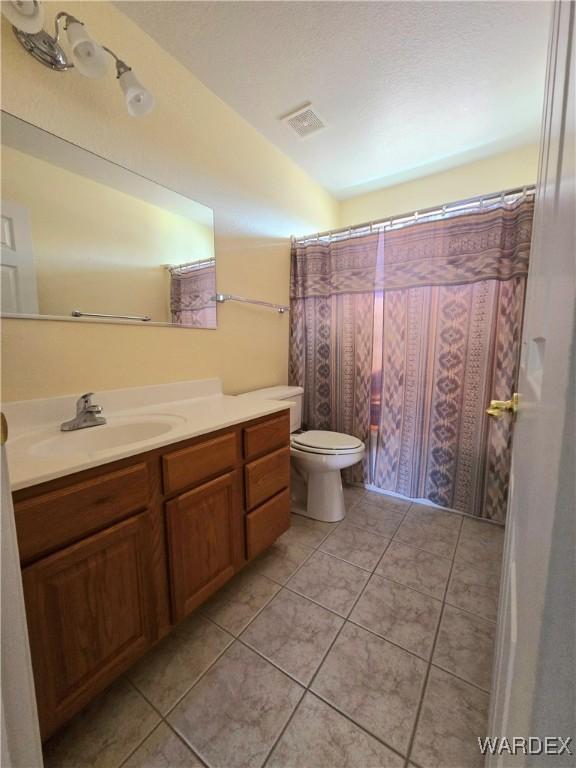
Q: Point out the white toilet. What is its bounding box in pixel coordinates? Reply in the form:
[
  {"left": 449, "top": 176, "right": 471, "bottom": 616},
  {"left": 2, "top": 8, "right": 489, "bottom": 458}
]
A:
[{"left": 239, "top": 386, "right": 365, "bottom": 522}]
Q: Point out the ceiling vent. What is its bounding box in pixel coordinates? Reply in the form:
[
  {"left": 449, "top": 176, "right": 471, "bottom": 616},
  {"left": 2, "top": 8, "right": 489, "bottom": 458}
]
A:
[{"left": 282, "top": 103, "right": 325, "bottom": 138}]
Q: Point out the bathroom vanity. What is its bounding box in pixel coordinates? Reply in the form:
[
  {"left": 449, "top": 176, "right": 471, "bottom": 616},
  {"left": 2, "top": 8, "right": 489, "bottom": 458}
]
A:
[{"left": 5, "top": 381, "right": 291, "bottom": 739}]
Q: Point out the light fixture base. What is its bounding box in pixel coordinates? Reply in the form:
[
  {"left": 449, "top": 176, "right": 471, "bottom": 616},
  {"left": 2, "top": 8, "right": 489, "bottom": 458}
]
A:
[{"left": 13, "top": 26, "right": 71, "bottom": 71}]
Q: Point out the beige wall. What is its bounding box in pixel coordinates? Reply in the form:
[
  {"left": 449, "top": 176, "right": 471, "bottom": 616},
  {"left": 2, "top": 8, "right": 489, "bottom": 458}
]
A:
[
  {"left": 339, "top": 144, "right": 539, "bottom": 227},
  {"left": 0, "top": 2, "right": 338, "bottom": 401},
  {"left": 1, "top": 3, "right": 540, "bottom": 403},
  {"left": 2, "top": 146, "right": 215, "bottom": 322}
]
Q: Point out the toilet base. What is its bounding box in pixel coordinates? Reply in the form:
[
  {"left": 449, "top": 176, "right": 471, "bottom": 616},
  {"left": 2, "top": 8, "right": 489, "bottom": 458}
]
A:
[{"left": 291, "top": 466, "right": 346, "bottom": 523}]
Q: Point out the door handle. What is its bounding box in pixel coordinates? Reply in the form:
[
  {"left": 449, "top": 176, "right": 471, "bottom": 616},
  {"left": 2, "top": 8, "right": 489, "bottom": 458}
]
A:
[{"left": 486, "top": 393, "right": 519, "bottom": 419}]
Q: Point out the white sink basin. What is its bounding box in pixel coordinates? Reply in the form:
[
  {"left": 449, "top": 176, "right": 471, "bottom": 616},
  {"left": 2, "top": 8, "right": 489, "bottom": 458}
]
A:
[{"left": 29, "top": 415, "right": 187, "bottom": 458}]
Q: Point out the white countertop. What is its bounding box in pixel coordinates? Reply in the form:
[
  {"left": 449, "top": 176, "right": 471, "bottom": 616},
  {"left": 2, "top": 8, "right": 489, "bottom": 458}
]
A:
[{"left": 4, "top": 379, "right": 290, "bottom": 491}]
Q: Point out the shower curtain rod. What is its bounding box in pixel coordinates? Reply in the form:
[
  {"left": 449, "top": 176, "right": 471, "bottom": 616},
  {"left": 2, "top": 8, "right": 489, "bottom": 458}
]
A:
[
  {"left": 293, "top": 184, "right": 536, "bottom": 243},
  {"left": 164, "top": 257, "right": 215, "bottom": 272}
]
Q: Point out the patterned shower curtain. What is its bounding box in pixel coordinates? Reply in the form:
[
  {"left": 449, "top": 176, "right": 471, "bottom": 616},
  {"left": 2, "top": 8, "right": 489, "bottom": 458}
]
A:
[
  {"left": 289, "top": 198, "right": 533, "bottom": 521},
  {"left": 170, "top": 260, "right": 217, "bottom": 328}
]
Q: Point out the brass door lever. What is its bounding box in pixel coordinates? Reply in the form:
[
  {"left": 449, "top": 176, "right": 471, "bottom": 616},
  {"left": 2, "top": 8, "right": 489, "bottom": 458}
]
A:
[{"left": 486, "top": 393, "right": 519, "bottom": 419}]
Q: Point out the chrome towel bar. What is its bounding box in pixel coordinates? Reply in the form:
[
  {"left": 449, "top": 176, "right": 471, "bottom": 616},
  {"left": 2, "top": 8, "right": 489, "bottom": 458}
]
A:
[
  {"left": 213, "top": 293, "right": 289, "bottom": 314},
  {"left": 71, "top": 310, "right": 151, "bottom": 321}
]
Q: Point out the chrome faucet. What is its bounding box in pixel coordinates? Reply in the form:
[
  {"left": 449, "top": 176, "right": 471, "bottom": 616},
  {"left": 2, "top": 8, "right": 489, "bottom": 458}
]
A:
[{"left": 60, "top": 393, "right": 107, "bottom": 432}]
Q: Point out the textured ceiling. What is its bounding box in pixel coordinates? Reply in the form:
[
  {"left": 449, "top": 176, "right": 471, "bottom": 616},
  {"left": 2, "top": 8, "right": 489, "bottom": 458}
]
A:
[{"left": 117, "top": 1, "right": 550, "bottom": 200}]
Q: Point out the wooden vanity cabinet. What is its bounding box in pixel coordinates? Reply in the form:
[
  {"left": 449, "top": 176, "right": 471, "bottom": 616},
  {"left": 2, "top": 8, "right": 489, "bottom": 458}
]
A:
[{"left": 12, "top": 409, "right": 291, "bottom": 739}]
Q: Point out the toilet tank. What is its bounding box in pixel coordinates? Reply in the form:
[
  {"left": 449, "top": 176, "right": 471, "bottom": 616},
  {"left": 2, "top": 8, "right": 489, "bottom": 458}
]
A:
[{"left": 238, "top": 385, "right": 303, "bottom": 433}]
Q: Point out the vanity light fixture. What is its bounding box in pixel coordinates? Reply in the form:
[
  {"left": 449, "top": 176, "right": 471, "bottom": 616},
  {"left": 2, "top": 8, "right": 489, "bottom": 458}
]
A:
[{"left": 2, "top": 0, "right": 155, "bottom": 116}]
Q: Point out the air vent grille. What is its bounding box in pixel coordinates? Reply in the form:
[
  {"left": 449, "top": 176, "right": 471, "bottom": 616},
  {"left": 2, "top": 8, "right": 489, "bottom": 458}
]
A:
[{"left": 283, "top": 105, "right": 325, "bottom": 137}]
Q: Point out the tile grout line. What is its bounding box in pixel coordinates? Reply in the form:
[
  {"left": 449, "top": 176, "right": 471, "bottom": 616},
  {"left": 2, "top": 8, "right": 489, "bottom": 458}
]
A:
[
  {"left": 383, "top": 535, "right": 458, "bottom": 560},
  {"left": 339, "top": 505, "right": 440, "bottom": 768},
  {"left": 199, "top": 568, "right": 287, "bottom": 637},
  {"left": 429, "top": 660, "right": 493, "bottom": 695},
  {"left": 362, "top": 569, "right": 446, "bottom": 602},
  {"left": 260, "top": 514, "right": 402, "bottom": 768},
  {"left": 235, "top": 631, "right": 315, "bottom": 688},
  {"left": 256, "top": 583, "right": 347, "bottom": 622},
  {"left": 261, "top": 502, "right": 386, "bottom": 763},
  {"left": 347, "top": 504, "right": 410, "bottom": 524},
  {"left": 138, "top": 627, "right": 235, "bottom": 721},
  {"left": 162, "top": 720, "right": 213, "bottom": 768},
  {"left": 237, "top": 528, "right": 339, "bottom": 627},
  {"left": 252, "top": 541, "right": 317, "bottom": 587},
  {"left": 304, "top": 512, "right": 413, "bottom": 756},
  {"left": 168, "top": 717, "right": 222, "bottom": 768},
  {"left": 130, "top": 655, "right": 241, "bottom": 768},
  {"left": 443, "top": 596, "right": 499, "bottom": 625},
  {"left": 281, "top": 580, "right": 358, "bottom": 620},
  {"left": 314, "top": 544, "right": 392, "bottom": 574},
  {"left": 199, "top": 518, "right": 348, "bottom": 650},
  {"left": 116, "top": 718, "right": 164, "bottom": 768},
  {"left": 121, "top": 678, "right": 212, "bottom": 768},
  {"left": 401, "top": 513, "right": 466, "bottom": 767},
  {"left": 235, "top": 509, "right": 384, "bottom": 682},
  {"left": 213, "top": 511, "right": 357, "bottom": 768},
  {"left": 307, "top": 688, "right": 408, "bottom": 765},
  {"left": 345, "top": 615, "right": 439, "bottom": 666},
  {"left": 258, "top": 687, "right": 307, "bottom": 768},
  {"left": 268, "top": 510, "right": 373, "bottom": 617}
]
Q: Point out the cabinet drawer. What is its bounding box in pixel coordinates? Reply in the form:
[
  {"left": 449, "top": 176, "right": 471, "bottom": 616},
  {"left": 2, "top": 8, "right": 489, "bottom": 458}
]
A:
[
  {"left": 162, "top": 432, "right": 238, "bottom": 495},
  {"left": 15, "top": 463, "right": 150, "bottom": 564},
  {"left": 246, "top": 489, "right": 290, "bottom": 559},
  {"left": 243, "top": 412, "right": 290, "bottom": 460},
  {"left": 245, "top": 446, "right": 290, "bottom": 510}
]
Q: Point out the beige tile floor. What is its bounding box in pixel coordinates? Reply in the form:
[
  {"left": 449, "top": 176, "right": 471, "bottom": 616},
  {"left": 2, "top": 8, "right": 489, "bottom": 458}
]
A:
[{"left": 44, "top": 488, "right": 504, "bottom": 768}]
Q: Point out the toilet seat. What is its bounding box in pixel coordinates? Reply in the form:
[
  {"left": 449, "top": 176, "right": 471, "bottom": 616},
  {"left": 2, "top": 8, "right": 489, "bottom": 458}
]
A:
[
  {"left": 290, "top": 440, "right": 363, "bottom": 456},
  {"left": 291, "top": 430, "right": 364, "bottom": 455}
]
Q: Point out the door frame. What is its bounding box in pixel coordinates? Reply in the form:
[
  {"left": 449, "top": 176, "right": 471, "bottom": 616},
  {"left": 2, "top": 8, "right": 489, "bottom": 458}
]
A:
[{"left": 488, "top": 0, "right": 575, "bottom": 759}]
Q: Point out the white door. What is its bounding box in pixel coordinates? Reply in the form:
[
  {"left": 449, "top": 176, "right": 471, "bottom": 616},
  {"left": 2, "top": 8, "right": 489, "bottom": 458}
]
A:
[
  {"left": 488, "top": 0, "right": 575, "bottom": 760},
  {"left": 0, "top": 200, "right": 39, "bottom": 314},
  {"left": 1, "top": 415, "right": 44, "bottom": 767}
]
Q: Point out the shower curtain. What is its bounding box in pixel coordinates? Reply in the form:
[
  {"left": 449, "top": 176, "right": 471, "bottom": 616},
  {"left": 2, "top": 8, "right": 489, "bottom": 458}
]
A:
[
  {"left": 170, "top": 260, "right": 217, "bottom": 328},
  {"left": 289, "top": 198, "right": 533, "bottom": 521}
]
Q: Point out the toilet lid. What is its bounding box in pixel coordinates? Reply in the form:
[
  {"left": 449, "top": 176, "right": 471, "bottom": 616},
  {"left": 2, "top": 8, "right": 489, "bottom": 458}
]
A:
[
  {"left": 291, "top": 430, "right": 363, "bottom": 452},
  {"left": 290, "top": 441, "right": 364, "bottom": 456}
]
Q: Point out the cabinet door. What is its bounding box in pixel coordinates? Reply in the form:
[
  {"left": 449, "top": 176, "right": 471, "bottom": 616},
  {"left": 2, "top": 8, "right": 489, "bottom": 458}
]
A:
[
  {"left": 166, "top": 471, "right": 242, "bottom": 621},
  {"left": 23, "top": 513, "right": 156, "bottom": 739}
]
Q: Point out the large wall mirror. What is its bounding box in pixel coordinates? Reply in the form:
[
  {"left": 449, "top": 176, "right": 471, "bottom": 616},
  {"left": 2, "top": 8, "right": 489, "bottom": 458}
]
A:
[{"left": 0, "top": 112, "right": 217, "bottom": 329}]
